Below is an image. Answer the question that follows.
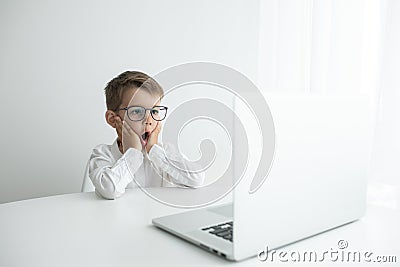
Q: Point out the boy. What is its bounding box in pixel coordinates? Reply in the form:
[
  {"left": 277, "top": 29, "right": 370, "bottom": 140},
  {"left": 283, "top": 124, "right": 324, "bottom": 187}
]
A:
[{"left": 89, "top": 71, "right": 205, "bottom": 199}]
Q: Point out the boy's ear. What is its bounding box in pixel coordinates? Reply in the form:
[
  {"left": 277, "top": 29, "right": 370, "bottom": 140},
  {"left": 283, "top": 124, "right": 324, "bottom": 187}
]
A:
[{"left": 105, "top": 110, "right": 117, "bottom": 128}]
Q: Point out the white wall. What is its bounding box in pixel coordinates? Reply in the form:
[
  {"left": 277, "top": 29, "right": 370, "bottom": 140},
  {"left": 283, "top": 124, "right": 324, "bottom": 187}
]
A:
[
  {"left": 0, "top": 0, "right": 260, "bottom": 203},
  {"left": 369, "top": 0, "right": 400, "bottom": 187}
]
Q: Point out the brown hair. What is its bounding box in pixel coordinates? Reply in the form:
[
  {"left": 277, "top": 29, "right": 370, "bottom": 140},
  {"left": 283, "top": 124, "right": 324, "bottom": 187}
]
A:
[{"left": 104, "top": 71, "right": 164, "bottom": 111}]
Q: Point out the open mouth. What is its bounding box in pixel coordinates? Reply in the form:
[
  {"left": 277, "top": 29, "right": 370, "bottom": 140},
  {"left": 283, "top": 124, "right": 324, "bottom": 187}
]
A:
[{"left": 141, "top": 132, "right": 149, "bottom": 146}]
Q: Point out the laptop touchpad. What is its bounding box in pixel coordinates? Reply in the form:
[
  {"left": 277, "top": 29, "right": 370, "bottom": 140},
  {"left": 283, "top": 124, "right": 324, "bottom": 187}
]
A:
[{"left": 207, "top": 204, "right": 233, "bottom": 218}]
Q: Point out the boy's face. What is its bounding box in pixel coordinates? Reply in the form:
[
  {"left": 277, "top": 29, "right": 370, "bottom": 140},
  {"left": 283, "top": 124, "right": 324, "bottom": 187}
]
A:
[{"left": 117, "top": 87, "right": 162, "bottom": 145}]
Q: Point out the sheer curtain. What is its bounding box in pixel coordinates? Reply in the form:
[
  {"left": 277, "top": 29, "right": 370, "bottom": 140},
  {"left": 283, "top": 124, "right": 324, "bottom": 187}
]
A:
[{"left": 257, "top": 0, "right": 399, "bottom": 209}]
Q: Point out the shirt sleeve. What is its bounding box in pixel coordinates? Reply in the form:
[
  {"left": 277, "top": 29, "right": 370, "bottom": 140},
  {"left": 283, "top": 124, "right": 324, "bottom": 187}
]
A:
[
  {"left": 147, "top": 143, "right": 205, "bottom": 188},
  {"left": 88, "top": 146, "right": 143, "bottom": 199}
]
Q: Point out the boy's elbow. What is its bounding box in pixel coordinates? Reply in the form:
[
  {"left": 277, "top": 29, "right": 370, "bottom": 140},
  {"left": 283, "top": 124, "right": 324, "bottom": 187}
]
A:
[
  {"left": 188, "top": 171, "right": 205, "bottom": 188},
  {"left": 94, "top": 176, "right": 124, "bottom": 200}
]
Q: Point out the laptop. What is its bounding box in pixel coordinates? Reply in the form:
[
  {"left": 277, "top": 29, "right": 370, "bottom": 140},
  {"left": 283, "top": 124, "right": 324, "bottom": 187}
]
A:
[{"left": 152, "top": 94, "right": 372, "bottom": 261}]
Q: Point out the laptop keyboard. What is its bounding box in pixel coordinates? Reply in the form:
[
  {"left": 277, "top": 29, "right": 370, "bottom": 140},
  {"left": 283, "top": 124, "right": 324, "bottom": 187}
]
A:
[{"left": 201, "top": 221, "right": 233, "bottom": 242}]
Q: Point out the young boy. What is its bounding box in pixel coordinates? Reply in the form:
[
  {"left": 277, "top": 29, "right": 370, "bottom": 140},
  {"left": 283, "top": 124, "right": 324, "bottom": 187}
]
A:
[{"left": 89, "top": 71, "right": 205, "bottom": 199}]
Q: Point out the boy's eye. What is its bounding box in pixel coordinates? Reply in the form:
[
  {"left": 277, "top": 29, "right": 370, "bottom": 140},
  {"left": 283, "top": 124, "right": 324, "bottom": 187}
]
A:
[
  {"left": 128, "top": 108, "right": 145, "bottom": 120},
  {"left": 131, "top": 108, "right": 143, "bottom": 114},
  {"left": 151, "top": 109, "right": 159, "bottom": 115}
]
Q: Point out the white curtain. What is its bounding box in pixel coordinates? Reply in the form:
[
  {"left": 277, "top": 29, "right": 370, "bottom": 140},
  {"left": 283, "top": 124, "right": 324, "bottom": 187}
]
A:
[{"left": 257, "top": 0, "right": 399, "bottom": 208}]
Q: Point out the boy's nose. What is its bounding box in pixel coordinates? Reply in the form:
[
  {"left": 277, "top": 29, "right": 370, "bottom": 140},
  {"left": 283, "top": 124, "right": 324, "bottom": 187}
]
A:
[{"left": 144, "top": 111, "right": 153, "bottom": 124}]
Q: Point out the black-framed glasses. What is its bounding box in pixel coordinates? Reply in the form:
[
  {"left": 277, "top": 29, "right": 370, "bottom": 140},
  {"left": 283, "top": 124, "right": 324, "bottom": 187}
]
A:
[{"left": 118, "top": 105, "right": 168, "bottom": 121}]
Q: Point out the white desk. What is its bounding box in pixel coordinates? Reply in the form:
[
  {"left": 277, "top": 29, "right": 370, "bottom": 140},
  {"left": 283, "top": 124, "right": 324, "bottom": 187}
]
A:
[{"left": 0, "top": 188, "right": 398, "bottom": 267}]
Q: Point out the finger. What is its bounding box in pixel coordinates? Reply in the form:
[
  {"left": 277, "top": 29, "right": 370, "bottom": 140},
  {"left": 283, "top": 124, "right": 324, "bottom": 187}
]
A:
[
  {"left": 123, "top": 121, "right": 136, "bottom": 135},
  {"left": 149, "top": 125, "right": 158, "bottom": 136},
  {"left": 115, "top": 116, "right": 122, "bottom": 125},
  {"left": 122, "top": 121, "right": 129, "bottom": 134},
  {"left": 123, "top": 121, "right": 131, "bottom": 131},
  {"left": 122, "top": 123, "right": 129, "bottom": 135},
  {"left": 153, "top": 122, "right": 161, "bottom": 134},
  {"left": 116, "top": 125, "right": 122, "bottom": 133},
  {"left": 115, "top": 117, "right": 123, "bottom": 132}
]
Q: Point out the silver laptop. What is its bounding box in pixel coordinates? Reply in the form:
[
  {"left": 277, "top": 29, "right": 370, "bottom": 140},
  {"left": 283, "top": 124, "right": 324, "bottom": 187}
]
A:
[{"left": 152, "top": 94, "right": 372, "bottom": 261}]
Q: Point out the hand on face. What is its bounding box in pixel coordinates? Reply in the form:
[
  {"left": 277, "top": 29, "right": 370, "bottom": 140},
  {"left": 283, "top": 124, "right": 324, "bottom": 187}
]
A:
[
  {"left": 115, "top": 116, "right": 142, "bottom": 153},
  {"left": 145, "top": 121, "right": 161, "bottom": 153}
]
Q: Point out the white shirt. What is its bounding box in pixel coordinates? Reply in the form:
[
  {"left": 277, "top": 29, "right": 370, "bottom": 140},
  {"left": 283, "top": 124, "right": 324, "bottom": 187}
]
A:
[{"left": 88, "top": 139, "right": 205, "bottom": 199}]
